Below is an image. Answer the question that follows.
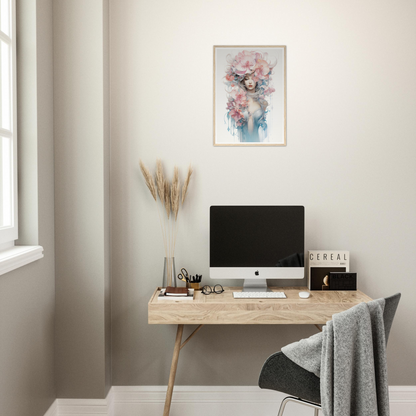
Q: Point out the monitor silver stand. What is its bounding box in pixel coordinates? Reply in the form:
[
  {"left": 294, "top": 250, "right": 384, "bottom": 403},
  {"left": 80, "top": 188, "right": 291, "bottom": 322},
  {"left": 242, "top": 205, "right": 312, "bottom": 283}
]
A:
[{"left": 242, "top": 279, "right": 270, "bottom": 292}]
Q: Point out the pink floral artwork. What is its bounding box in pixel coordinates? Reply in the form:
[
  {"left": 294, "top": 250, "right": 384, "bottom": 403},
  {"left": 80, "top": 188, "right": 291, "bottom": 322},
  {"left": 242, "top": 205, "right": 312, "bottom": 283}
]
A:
[{"left": 214, "top": 46, "right": 286, "bottom": 146}]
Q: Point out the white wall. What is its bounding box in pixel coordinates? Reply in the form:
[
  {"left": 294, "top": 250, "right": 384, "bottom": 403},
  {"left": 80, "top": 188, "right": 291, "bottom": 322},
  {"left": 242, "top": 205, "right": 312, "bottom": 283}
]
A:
[{"left": 110, "top": 0, "right": 416, "bottom": 386}]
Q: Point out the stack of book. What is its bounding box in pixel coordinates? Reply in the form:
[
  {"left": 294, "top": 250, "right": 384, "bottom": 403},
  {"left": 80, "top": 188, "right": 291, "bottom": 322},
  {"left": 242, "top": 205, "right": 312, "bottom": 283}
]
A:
[{"left": 157, "top": 286, "right": 195, "bottom": 301}]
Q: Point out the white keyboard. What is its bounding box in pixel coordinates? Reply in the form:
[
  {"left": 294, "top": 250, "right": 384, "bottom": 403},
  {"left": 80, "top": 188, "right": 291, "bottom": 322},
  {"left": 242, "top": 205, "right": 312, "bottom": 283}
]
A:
[{"left": 233, "top": 291, "right": 286, "bottom": 299}]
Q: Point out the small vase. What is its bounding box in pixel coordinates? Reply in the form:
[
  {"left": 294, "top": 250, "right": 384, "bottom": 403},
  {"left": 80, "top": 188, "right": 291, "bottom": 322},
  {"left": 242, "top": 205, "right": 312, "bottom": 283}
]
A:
[{"left": 162, "top": 257, "right": 176, "bottom": 288}]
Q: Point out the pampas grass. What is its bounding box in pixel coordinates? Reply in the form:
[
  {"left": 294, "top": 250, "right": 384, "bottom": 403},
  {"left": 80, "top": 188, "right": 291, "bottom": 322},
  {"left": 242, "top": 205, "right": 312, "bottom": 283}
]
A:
[
  {"left": 139, "top": 160, "right": 157, "bottom": 201},
  {"left": 182, "top": 164, "right": 193, "bottom": 205},
  {"left": 163, "top": 180, "right": 170, "bottom": 219},
  {"left": 171, "top": 167, "right": 180, "bottom": 221},
  {"left": 139, "top": 159, "right": 193, "bottom": 286},
  {"left": 156, "top": 159, "right": 165, "bottom": 203}
]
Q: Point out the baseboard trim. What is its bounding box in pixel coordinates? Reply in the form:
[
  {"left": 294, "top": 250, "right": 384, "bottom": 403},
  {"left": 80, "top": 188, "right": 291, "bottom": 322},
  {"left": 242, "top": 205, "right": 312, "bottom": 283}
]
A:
[
  {"left": 59, "top": 389, "right": 114, "bottom": 416},
  {"left": 112, "top": 385, "right": 281, "bottom": 403},
  {"left": 45, "top": 385, "right": 416, "bottom": 416},
  {"left": 389, "top": 385, "right": 416, "bottom": 402}
]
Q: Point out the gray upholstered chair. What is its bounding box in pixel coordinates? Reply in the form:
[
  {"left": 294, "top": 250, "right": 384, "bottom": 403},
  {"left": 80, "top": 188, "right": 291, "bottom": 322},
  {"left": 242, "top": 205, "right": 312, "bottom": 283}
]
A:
[{"left": 258, "top": 293, "right": 401, "bottom": 416}]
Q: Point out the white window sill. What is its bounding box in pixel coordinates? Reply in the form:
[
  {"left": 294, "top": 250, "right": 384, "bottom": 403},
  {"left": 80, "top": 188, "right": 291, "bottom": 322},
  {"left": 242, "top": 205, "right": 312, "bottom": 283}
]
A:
[{"left": 0, "top": 245, "right": 44, "bottom": 276}]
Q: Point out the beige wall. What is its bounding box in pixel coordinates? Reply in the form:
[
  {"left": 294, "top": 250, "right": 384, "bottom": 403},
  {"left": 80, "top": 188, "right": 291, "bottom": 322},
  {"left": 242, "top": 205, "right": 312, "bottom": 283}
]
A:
[
  {"left": 53, "top": 0, "right": 111, "bottom": 399},
  {"left": 0, "top": 0, "right": 56, "bottom": 415},
  {"left": 110, "top": 0, "right": 416, "bottom": 386},
  {"left": 2, "top": 0, "right": 112, "bottom": 405}
]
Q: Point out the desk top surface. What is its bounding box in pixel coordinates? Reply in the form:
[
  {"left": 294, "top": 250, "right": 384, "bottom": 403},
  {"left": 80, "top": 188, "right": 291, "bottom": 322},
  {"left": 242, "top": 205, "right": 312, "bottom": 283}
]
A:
[{"left": 148, "top": 286, "right": 372, "bottom": 325}]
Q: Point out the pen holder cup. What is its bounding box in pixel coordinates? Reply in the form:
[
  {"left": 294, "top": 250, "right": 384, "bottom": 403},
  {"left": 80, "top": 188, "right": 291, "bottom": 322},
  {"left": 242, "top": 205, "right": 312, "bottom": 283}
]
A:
[{"left": 187, "top": 282, "right": 201, "bottom": 290}]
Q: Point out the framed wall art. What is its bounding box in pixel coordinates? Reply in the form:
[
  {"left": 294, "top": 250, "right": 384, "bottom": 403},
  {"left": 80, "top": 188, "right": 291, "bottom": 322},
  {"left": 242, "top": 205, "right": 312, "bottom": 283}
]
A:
[{"left": 213, "top": 45, "right": 286, "bottom": 146}]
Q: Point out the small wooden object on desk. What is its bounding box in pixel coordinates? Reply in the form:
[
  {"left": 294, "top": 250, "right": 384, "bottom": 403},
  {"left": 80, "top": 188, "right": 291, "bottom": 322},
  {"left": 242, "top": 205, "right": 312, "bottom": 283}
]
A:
[{"left": 186, "top": 282, "right": 200, "bottom": 290}]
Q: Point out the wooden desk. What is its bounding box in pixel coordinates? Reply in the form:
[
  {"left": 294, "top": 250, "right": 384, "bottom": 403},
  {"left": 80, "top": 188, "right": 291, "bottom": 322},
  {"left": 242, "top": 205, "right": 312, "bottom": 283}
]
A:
[{"left": 148, "top": 286, "right": 372, "bottom": 416}]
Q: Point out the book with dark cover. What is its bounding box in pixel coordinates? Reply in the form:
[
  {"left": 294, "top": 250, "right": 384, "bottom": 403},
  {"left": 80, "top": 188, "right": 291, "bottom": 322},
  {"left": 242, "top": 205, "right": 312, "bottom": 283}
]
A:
[{"left": 165, "top": 286, "right": 188, "bottom": 296}]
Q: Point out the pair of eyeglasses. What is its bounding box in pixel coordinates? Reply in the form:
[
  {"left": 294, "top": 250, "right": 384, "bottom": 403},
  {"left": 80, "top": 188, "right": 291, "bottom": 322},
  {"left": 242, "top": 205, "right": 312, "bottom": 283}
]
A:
[{"left": 201, "top": 284, "right": 224, "bottom": 295}]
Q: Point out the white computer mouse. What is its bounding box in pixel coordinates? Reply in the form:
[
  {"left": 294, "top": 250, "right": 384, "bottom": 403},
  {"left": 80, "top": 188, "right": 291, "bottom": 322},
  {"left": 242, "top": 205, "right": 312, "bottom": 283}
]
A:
[{"left": 299, "top": 291, "right": 311, "bottom": 299}]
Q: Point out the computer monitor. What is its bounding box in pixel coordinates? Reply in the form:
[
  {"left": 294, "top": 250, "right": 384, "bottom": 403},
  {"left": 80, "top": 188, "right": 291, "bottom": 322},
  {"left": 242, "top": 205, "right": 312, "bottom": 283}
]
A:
[{"left": 209, "top": 205, "right": 305, "bottom": 291}]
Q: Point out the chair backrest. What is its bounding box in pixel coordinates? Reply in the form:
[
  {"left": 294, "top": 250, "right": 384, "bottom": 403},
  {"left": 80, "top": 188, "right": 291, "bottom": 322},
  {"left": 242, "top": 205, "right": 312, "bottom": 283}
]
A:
[{"left": 383, "top": 293, "right": 401, "bottom": 345}]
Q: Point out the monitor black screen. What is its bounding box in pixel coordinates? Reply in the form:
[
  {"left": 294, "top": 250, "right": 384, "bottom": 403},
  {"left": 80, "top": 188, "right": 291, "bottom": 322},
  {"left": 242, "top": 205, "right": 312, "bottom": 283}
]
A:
[{"left": 210, "top": 206, "right": 304, "bottom": 268}]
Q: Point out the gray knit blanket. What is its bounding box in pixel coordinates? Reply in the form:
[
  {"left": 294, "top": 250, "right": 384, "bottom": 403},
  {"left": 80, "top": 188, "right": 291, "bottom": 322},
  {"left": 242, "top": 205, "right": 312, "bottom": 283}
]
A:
[{"left": 282, "top": 299, "right": 389, "bottom": 416}]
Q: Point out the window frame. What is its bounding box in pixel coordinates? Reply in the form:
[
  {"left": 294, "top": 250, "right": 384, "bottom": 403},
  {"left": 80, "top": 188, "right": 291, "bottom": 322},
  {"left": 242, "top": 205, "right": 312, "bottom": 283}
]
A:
[
  {"left": 0, "top": 0, "right": 18, "bottom": 246},
  {"left": 0, "top": 0, "right": 43, "bottom": 275}
]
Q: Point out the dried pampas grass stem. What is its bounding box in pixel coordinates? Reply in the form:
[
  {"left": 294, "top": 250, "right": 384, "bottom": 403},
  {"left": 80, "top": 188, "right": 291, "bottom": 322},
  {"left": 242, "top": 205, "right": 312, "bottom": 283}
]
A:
[
  {"left": 139, "top": 160, "right": 157, "bottom": 201},
  {"left": 139, "top": 159, "right": 194, "bottom": 284},
  {"left": 182, "top": 164, "right": 193, "bottom": 205},
  {"left": 171, "top": 167, "right": 180, "bottom": 221},
  {"left": 163, "top": 180, "right": 170, "bottom": 219},
  {"left": 156, "top": 159, "right": 165, "bottom": 203}
]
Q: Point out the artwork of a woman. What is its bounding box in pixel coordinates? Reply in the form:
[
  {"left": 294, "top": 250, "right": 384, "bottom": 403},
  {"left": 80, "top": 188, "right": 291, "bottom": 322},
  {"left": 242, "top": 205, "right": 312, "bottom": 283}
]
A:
[{"left": 224, "top": 50, "right": 276, "bottom": 142}]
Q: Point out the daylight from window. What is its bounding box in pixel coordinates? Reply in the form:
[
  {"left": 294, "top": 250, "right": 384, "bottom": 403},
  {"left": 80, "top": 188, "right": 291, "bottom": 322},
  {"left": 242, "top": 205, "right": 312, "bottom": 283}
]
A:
[{"left": 0, "top": 0, "right": 15, "bottom": 233}]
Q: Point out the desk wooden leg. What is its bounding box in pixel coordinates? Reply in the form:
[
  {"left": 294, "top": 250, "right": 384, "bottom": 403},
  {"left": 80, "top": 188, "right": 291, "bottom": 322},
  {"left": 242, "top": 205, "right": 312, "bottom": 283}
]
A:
[{"left": 163, "top": 324, "right": 184, "bottom": 416}]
